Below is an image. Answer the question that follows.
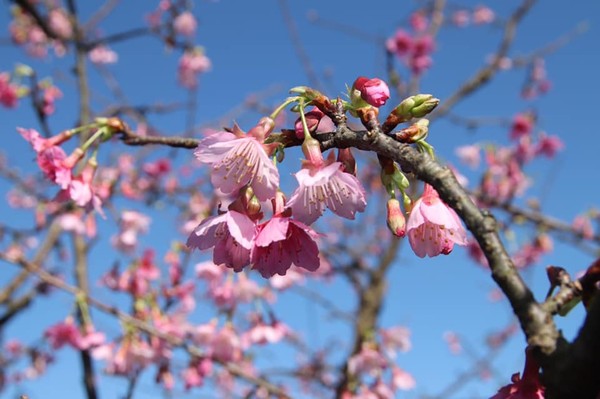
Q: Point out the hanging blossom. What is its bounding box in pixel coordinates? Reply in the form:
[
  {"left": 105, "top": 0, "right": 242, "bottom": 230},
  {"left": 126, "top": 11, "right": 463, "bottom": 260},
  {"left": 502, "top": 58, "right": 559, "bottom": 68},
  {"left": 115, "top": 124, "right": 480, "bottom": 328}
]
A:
[
  {"left": 18, "top": 127, "right": 81, "bottom": 189},
  {"left": 194, "top": 118, "right": 279, "bottom": 201},
  {"left": 287, "top": 134, "right": 366, "bottom": 225},
  {"left": 490, "top": 349, "right": 545, "bottom": 399},
  {"left": 406, "top": 183, "right": 468, "bottom": 257},
  {"left": 251, "top": 192, "right": 320, "bottom": 278}
]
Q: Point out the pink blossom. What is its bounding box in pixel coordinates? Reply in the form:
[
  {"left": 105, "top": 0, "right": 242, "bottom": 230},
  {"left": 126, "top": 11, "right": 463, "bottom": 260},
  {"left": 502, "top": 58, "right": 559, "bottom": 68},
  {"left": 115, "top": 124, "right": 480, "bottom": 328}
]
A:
[
  {"left": 251, "top": 214, "right": 320, "bottom": 277},
  {"left": 409, "top": 54, "right": 433, "bottom": 75},
  {"left": 572, "top": 215, "right": 594, "bottom": 239},
  {"left": 352, "top": 76, "right": 390, "bottom": 107},
  {"left": 535, "top": 132, "right": 563, "bottom": 158},
  {"left": 178, "top": 49, "right": 211, "bottom": 88},
  {"left": 18, "top": 128, "right": 77, "bottom": 189},
  {"left": 409, "top": 12, "right": 428, "bottom": 32},
  {"left": 455, "top": 144, "right": 481, "bottom": 169},
  {"left": 173, "top": 11, "right": 197, "bottom": 37},
  {"left": 41, "top": 84, "right": 62, "bottom": 115},
  {"left": 386, "top": 30, "right": 413, "bottom": 57},
  {"left": 287, "top": 162, "right": 367, "bottom": 225},
  {"left": 510, "top": 114, "right": 533, "bottom": 140},
  {"left": 380, "top": 326, "right": 411, "bottom": 357},
  {"left": 0, "top": 72, "right": 19, "bottom": 108},
  {"left": 48, "top": 9, "right": 72, "bottom": 39},
  {"left": 187, "top": 210, "right": 256, "bottom": 271},
  {"left": 392, "top": 366, "right": 416, "bottom": 390},
  {"left": 182, "top": 357, "right": 212, "bottom": 390},
  {"left": 347, "top": 346, "right": 388, "bottom": 376},
  {"left": 194, "top": 128, "right": 279, "bottom": 201},
  {"left": 56, "top": 161, "right": 103, "bottom": 215},
  {"left": 89, "top": 45, "right": 118, "bottom": 64},
  {"left": 242, "top": 320, "right": 289, "bottom": 347},
  {"left": 490, "top": 349, "right": 545, "bottom": 399},
  {"left": 45, "top": 319, "right": 82, "bottom": 349},
  {"left": 406, "top": 184, "right": 468, "bottom": 257},
  {"left": 112, "top": 210, "right": 151, "bottom": 253},
  {"left": 210, "top": 325, "right": 242, "bottom": 363},
  {"left": 452, "top": 10, "right": 470, "bottom": 27},
  {"left": 473, "top": 6, "right": 495, "bottom": 24}
]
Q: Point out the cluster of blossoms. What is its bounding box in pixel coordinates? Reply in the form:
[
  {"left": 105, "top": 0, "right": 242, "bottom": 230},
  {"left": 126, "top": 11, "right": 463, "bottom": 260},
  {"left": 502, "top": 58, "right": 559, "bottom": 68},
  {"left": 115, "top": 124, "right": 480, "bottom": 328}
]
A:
[
  {"left": 18, "top": 118, "right": 128, "bottom": 218},
  {"left": 9, "top": 4, "right": 70, "bottom": 58},
  {"left": 341, "top": 327, "right": 415, "bottom": 398},
  {"left": 187, "top": 77, "right": 469, "bottom": 280},
  {"left": 385, "top": 11, "right": 435, "bottom": 75},
  {"left": 451, "top": 5, "right": 496, "bottom": 27}
]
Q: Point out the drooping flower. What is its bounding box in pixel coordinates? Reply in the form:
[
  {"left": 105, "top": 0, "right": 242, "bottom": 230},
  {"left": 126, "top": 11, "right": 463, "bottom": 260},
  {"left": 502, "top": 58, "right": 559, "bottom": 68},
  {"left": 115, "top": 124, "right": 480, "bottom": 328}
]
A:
[
  {"left": 178, "top": 48, "right": 211, "bottom": 89},
  {"left": 194, "top": 123, "right": 279, "bottom": 201},
  {"left": 187, "top": 210, "right": 256, "bottom": 271},
  {"left": 406, "top": 184, "right": 468, "bottom": 257},
  {"left": 287, "top": 137, "right": 367, "bottom": 226},
  {"left": 251, "top": 212, "right": 320, "bottom": 278},
  {"left": 490, "top": 349, "right": 545, "bottom": 399},
  {"left": 510, "top": 113, "right": 533, "bottom": 140},
  {"left": 18, "top": 127, "right": 80, "bottom": 189}
]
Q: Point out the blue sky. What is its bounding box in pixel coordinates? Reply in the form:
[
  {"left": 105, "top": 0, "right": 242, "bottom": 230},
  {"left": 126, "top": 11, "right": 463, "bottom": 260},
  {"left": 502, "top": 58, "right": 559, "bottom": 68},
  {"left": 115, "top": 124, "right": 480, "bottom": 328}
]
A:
[{"left": 1, "top": 1, "right": 599, "bottom": 398}]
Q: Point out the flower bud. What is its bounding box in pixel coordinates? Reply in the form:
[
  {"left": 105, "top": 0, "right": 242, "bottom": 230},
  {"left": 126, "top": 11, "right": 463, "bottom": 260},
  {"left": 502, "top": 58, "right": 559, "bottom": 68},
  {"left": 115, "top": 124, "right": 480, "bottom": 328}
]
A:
[
  {"left": 294, "top": 107, "right": 324, "bottom": 139},
  {"left": 386, "top": 198, "right": 406, "bottom": 237},
  {"left": 394, "top": 119, "right": 429, "bottom": 143},
  {"left": 393, "top": 94, "right": 439, "bottom": 120},
  {"left": 351, "top": 76, "right": 390, "bottom": 107}
]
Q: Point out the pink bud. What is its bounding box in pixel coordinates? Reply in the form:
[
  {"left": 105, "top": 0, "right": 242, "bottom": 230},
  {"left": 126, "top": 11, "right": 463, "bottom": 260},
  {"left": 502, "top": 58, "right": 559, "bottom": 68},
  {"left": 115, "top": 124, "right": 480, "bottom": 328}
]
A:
[
  {"left": 386, "top": 198, "right": 406, "bottom": 237},
  {"left": 294, "top": 107, "right": 324, "bottom": 139},
  {"left": 352, "top": 76, "right": 390, "bottom": 107}
]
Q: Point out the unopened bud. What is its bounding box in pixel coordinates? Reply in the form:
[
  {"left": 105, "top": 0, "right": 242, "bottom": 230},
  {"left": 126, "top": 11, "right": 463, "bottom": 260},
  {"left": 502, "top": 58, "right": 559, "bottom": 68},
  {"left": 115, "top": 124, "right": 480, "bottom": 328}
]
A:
[
  {"left": 393, "top": 94, "right": 438, "bottom": 120},
  {"left": 386, "top": 198, "right": 406, "bottom": 237},
  {"left": 395, "top": 119, "right": 429, "bottom": 143},
  {"left": 294, "top": 107, "right": 324, "bottom": 139}
]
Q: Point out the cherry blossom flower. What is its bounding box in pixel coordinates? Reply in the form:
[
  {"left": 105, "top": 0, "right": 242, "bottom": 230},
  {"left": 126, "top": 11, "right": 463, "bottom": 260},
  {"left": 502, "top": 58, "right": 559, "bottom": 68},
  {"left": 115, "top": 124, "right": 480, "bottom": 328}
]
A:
[
  {"left": 380, "top": 326, "right": 411, "bottom": 357},
  {"left": 48, "top": 9, "right": 72, "bottom": 39},
  {"left": 386, "top": 30, "right": 413, "bottom": 57},
  {"left": 178, "top": 49, "right": 211, "bottom": 88},
  {"left": 187, "top": 210, "right": 256, "bottom": 271},
  {"left": 347, "top": 345, "right": 388, "bottom": 377},
  {"left": 173, "top": 11, "right": 197, "bottom": 37},
  {"left": 89, "top": 45, "right": 118, "bottom": 64},
  {"left": 56, "top": 161, "right": 104, "bottom": 215},
  {"left": 490, "top": 349, "right": 545, "bottom": 399},
  {"left": 455, "top": 144, "right": 481, "bottom": 169},
  {"left": 251, "top": 213, "right": 320, "bottom": 277},
  {"left": 194, "top": 123, "right": 279, "bottom": 201},
  {"left": 510, "top": 113, "right": 533, "bottom": 140},
  {"left": 112, "top": 210, "right": 151, "bottom": 253},
  {"left": 406, "top": 184, "right": 468, "bottom": 257},
  {"left": 44, "top": 319, "right": 82, "bottom": 349},
  {"left": 18, "top": 127, "right": 79, "bottom": 189},
  {"left": 473, "top": 5, "right": 495, "bottom": 24},
  {"left": 452, "top": 10, "right": 470, "bottom": 27},
  {"left": 392, "top": 366, "right": 416, "bottom": 390},
  {"left": 0, "top": 72, "right": 19, "bottom": 108},
  {"left": 287, "top": 157, "right": 367, "bottom": 225},
  {"left": 535, "top": 132, "right": 563, "bottom": 158}
]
